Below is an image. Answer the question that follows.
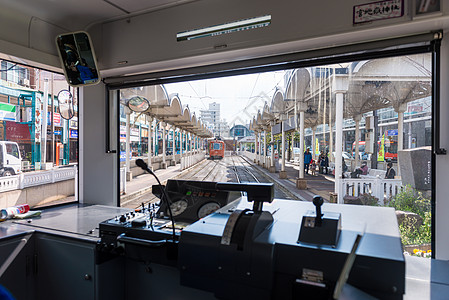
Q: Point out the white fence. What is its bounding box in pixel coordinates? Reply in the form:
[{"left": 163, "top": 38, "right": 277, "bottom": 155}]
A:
[
  {"left": 120, "top": 167, "right": 127, "bottom": 194},
  {"left": 340, "top": 177, "right": 403, "bottom": 205},
  {"left": 0, "top": 165, "right": 77, "bottom": 193},
  {"left": 243, "top": 151, "right": 256, "bottom": 162},
  {"left": 180, "top": 152, "right": 206, "bottom": 170}
]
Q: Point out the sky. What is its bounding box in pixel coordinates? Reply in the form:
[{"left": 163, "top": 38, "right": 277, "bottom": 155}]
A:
[{"left": 164, "top": 71, "right": 286, "bottom": 126}]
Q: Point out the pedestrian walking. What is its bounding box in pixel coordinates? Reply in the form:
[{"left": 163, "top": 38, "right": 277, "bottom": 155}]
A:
[{"left": 304, "top": 148, "right": 312, "bottom": 174}]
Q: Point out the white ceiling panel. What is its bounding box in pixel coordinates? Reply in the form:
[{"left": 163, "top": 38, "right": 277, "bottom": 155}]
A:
[
  {"left": 107, "top": 0, "right": 192, "bottom": 14},
  {"left": 0, "top": 0, "right": 195, "bottom": 31}
]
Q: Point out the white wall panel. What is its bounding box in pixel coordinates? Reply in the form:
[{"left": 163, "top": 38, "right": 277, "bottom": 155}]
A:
[
  {"left": 80, "top": 84, "right": 117, "bottom": 206},
  {"left": 436, "top": 33, "right": 449, "bottom": 260}
]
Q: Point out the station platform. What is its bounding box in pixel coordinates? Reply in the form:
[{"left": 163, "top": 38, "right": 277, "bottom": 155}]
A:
[{"left": 245, "top": 159, "right": 336, "bottom": 202}]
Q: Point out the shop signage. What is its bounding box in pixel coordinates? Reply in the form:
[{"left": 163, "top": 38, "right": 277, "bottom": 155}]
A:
[
  {"left": 0, "top": 103, "right": 16, "bottom": 122},
  {"left": 407, "top": 104, "right": 423, "bottom": 113},
  {"left": 131, "top": 127, "right": 140, "bottom": 136},
  {"left": 353, "top": 0, "right": 403, "bottom": 24},
  {"left": 70, "top": 129, "right": 78, "bottom": 139},
  {"left": 387, "top": 129, "right": 398, "bottom": 136},
  {"left": 47, "top": 112, "right": 62, "bottom": 126},
  {"left": 5, "top": 121, "right": 31, "bottom": 140},
  {"left": 35, "top": 94, "right": 42, "bottom": 143},
  {"left": 69, "top": 117, "right": 78, "bottom": 128},
  {"left": 54, "top": 112, "right": 61, "bottom": 125},
  {"left": 120, "top": 151, "right": 132, "bottom": 162}
]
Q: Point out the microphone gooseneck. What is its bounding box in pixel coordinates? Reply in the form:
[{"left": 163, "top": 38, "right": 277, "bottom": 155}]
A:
[{"left": 134, "top": 158, "right": 176, "bottom": 241}]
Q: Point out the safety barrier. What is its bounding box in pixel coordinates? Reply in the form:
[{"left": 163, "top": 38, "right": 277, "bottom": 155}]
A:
[
  {"left": 0, "top": 165, "right": 77, "bottom": 193},
  {"left": 339, "top": 177, "right": 403, "bottom": 205},
  {"left": 242, "top": 151, "right": 273, "bottom": 169},
  {"left": 180, "top": 152, "right": 205, "bottom": 170}
]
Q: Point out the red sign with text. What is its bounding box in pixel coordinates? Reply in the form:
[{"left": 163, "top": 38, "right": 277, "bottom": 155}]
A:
[{"left": 5, "top": 121, "right": 31, "bottom": 141}]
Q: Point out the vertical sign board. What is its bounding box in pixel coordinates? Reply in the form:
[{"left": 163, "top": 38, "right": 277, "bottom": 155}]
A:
[{"left": 35, "top": 94, "right": 42, "bottom": 143}]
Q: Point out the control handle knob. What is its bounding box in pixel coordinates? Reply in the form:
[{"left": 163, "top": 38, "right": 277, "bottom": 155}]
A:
[{"left": 313, "top": 195, "right": 323, "bottom": 226}]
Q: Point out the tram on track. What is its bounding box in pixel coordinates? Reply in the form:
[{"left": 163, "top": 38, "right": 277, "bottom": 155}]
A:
[{"left": 208, "top": 139, "right": 225, "bottom": 160}]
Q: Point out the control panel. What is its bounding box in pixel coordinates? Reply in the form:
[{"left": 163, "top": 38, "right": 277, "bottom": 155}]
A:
[{"left": 155, "top": 180, "right": 236, "bottom": 223}]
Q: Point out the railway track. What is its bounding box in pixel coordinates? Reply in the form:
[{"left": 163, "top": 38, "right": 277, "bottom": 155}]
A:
[
  {"left": 123, "top": 154, "right": 298, "bottom": 209},
  {"left": 230, "top": 155, "right": 260, "bottom": 183}
]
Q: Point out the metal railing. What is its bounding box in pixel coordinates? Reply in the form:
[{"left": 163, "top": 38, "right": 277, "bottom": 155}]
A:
[
  {"left": 0, "top": 165, "right": 77, "bottom": 193},
  {"left": 180, "top": 152, "right": 205, "bottom": 170},
  {"left": 340, "top": 177, "right": 403, "bottom": 205}
]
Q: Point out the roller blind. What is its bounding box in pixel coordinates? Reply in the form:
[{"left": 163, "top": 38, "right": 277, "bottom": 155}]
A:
[{"left": 105, "top": 32, "right": 440, "bottom": 89}]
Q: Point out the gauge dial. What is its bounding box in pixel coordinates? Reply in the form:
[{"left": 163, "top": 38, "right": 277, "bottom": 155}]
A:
[
  {"left": 169, "top": 200, "right": 188, "bottom": 217},
  {"left": 198, "top": 202, "right": 221, "bottom": 219}
]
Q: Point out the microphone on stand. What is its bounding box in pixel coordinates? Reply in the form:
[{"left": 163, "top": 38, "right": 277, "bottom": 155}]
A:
[
  {"left": 135, "top": 159, "right": 176, "bottom": 241},
  {"left": 136, "top": 158, "right": 155, "bottom": 175}
]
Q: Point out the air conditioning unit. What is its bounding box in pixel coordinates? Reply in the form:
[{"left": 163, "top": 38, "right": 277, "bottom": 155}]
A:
[{"left": 18, "top": 78, "right": 30, "bottom": 86}]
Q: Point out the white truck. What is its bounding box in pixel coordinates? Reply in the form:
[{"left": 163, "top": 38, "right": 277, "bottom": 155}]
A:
[{"left": 0, "top": 141, "right": 22, "bottom": 176}]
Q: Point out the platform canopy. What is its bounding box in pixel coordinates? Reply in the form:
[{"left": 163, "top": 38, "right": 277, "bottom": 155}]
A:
[
  {"left": 250, "top": 54, "right": 431, "bottom": 132},
  {"left": 345, "top": 56, "right": 432, "bottom": 119},
  {"left": 121, "top": 86, "right": 212, "bottom": 138}
]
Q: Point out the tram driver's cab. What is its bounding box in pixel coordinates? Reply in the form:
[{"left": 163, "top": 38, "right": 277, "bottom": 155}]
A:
[{"left": 0, "top": 1, "right": 449, "bottom": 300}]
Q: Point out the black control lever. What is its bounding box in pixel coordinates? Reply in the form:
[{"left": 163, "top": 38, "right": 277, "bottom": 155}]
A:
[
  {"left": 298, "top": 195, "right": 341, "bottom": 247},
  {"left": 215, "top": 182, "right": 274, "bottom": 212},
  {"left": 313, "top": 195, "right": 323, "bottom": 226}
]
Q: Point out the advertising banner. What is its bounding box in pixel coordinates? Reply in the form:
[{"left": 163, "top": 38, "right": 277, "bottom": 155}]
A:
[
  {"left": 378, "top": 134, "right": 385, "bottom": 162},
  {"left": 35, "top": 94, "right": 42, "bottom": 143}
]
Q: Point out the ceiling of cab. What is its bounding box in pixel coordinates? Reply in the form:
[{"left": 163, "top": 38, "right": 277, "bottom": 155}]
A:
[{"left": 1, "top": 0, "right": 197, "bottom": 31}]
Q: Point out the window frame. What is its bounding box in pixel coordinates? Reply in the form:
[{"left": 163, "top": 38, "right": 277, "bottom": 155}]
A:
[{"left": 107, "top": 34, "right": 440, "bottom": 257}]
